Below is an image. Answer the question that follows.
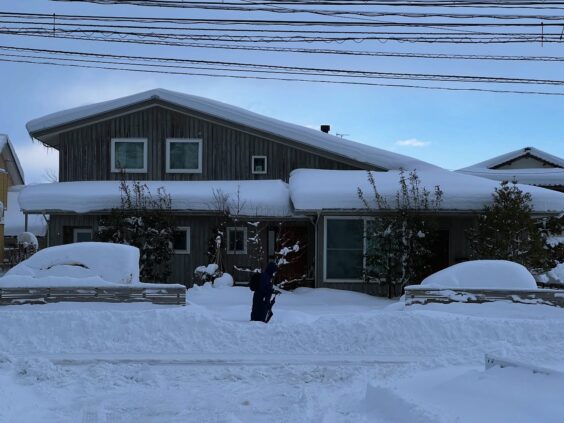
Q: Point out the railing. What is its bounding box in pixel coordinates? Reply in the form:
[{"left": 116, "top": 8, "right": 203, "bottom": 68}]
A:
[
  {"left": 0, "top": 285, "right": 186, "bottom": 306},
  {"left": 404, "top": 286, "right": 564, "bottom": 308}
]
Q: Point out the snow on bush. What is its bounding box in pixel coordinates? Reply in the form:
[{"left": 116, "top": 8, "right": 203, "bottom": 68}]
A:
[
  {"left": 17, "top": 232, "right": 38, "bottom": 249},
  {"left": 213, "top": 273, "right": 233, "bottom": 289},
  {"left": 2, "top": 242, "right": 140, "bottom": 287},
  {"left": 419, "top": 260, "right": 537, "bottom": 290}
]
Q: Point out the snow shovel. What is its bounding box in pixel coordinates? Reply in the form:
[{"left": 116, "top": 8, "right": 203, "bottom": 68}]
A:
[{"left": 264, "top": 289, "right": 281, "bottom": 323}]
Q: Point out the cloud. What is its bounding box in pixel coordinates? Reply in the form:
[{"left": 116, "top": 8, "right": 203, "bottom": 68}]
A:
[{"left": 395, "top": 138, "right": 431, "bottom": 148}]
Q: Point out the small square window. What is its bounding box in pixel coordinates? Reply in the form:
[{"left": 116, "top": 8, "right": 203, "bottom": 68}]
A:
[
  {"left": 111, "top": 138, "right": 147, "bottom": 173},
  {"left": 227, "top": 227, "right": 247, "bottom": 254},
  {"left": 166, "top": 139, "right": 202, "bottom": 173},
  {"left": 173, "top": 227, "right": 191, "bottom": 254},
  {"left": 252, "top": 156, "right": 267, "bottom": 174},
  {"left": 73, "top": 228, "right": 93, "bottom": 243}
]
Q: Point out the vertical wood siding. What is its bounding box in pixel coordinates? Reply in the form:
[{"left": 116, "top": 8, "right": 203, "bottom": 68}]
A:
[{"left": 58, "top": 106, "right": 361, "bottom": 182}]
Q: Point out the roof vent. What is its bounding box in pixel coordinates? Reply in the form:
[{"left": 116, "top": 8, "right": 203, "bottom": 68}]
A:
[{"left": 320, "top": 125, "right": 330, "bottom": 133}]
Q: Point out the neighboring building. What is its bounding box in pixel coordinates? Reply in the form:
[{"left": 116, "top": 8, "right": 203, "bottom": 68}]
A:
[
  {"left": 20, "top": 89, "right": 564, "bottom": 293},
  {"left": 457, "top": 147, "right": 564, "bottom": 193},
  {"left": 0, "top": 135, "right": 47, "bottom": 264}
]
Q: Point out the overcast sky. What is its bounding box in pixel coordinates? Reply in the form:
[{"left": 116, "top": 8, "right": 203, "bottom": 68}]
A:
[{"left": 1, "top": 0, "right": 563, "bottom": 183}]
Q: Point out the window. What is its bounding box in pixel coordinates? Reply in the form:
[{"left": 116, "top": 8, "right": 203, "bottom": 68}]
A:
[
  {"left": 166, "top": 139, "right": 202, "bottom": 173},
  {"left": 73, "top": 228, "right": 93, "bottom": 243},
  {"left": 111, "top": 138, "right": 147, "bottom": 173},
  {"left": 251, "top": 156, "right": 267, "bottom": 174},
  {"left": 227, "top": 227, "right": 247, "bottom": 254},
  {"left": 172, "top": 227, "right": 191, "bottom": 254},
  {"left": 324, "top": 218, "right": 364, "bottom": 281}
]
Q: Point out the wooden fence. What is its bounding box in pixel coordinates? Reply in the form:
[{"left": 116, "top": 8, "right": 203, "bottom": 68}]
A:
[
  {"left": 404, "top": 286, "right": 564, "bottom": 308},
  {"left": 0, "top": 285, "right": 186, "bottom": 306}
]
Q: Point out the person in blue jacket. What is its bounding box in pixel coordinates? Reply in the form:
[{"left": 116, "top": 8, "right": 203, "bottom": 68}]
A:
[{"left": 250, "top": 262, "right": 277, "bottom": 322}]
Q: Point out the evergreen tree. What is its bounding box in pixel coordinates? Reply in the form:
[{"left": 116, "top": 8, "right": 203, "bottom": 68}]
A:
[
  {"left": 96, "top": 179, "right": 175, "bottom": 282},
  {"left": 358, "top": 169, "right": 443, "bottom": 297},
  {"left": 467, "top": 181, "right": 554, "bottom": 273}
]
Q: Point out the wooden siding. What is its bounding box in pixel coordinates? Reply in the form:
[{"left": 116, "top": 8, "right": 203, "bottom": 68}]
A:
[
  {"left": 314, "top": 214, "right": 476, "bottom": 296},
  {"left": 58, "top": 104, "right": 365, "bottom": 182},
  {"left": 49, "top": 214, "right": 313, "bottom": 286}
]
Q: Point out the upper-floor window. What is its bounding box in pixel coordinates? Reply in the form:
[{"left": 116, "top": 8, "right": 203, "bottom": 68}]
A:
[
  {"left": 111, "top": 138, "right": 148, "bottom": 173},
  {"left": 252, "top": 156, "right": 267, "bottom": 174},
  {"left": 166, "top": 139, "right": 202, "bottom": 173}
]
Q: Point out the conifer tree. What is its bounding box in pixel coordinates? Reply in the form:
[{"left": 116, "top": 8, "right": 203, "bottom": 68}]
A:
[{"left": 467, "top": 181, "right": 554, "bottom": 273}]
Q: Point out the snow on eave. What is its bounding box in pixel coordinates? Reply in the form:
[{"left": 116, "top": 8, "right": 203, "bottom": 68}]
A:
[
  {"left": 289, "top": 168, "right": 564, "bottom": 214},
  {"left": 458, "top": 146, "right": 564, "bottom": 172},
  {"left": 25, "top": 88, "right": 433, "bottom": 171},
  {"left": 18, "top": 179, "right": 294, "bottom": 217},
  {"left": 457, "top": 168, "right": 564, "bottom": 187},
  {"left": 0, "top": 134, "right": 25, "bottom": 184}
]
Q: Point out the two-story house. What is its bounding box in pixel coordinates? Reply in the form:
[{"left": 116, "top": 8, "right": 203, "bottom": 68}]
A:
[{"left": 19, "top": 89, "right": 564, "bottom": 294}]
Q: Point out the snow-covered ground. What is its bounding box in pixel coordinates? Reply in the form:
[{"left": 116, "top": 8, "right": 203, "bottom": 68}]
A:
[{"left": 1, "top": 285, "right": 564, "bottom": 422}]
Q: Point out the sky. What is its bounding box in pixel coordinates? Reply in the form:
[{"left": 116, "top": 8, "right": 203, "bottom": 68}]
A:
[{"left": 0, "top": 0, "right": 564, "bottom": 183}]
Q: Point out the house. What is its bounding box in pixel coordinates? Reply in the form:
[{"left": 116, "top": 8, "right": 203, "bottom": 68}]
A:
[
  {"left": 0, "top": 135, "right": 47, "bottom": 264},
  {"left": 457, "top": 147, "right": 564, "bottom": 193},
  {"left": 20, "top": 89, "right": 564, "bottom": 293}
]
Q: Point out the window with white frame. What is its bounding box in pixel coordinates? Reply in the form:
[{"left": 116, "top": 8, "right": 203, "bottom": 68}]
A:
[
  {"left": 324, "top": 218, "right": 364, "bottom": 282},
  {"left": 166, "top": 139, "right": 202, "bottom": 173},
  {"left": 111, "top": 138, "right": 148, "bottom": 173},
  {"left": 227, "top": 227, "right": 247, "bottom": 254},
  {"left": 172, "top": 227, "right": 191, "bottom": 254},
  {"left": 73, "top": 228, "right": 93, "bottom": 243},
  {"left": 251, "top": 156, "right": 267, "bottom": 174}
]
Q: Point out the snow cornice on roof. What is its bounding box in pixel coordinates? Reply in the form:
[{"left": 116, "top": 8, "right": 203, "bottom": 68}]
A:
[{"left": 25, "top": 88, "right": 434, "bottom": 172}]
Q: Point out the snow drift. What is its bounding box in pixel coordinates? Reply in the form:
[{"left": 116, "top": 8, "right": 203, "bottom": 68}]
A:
[
  {"left": 2, "top": 242, "right": 140, "bottom": 287},
  {"left": 419, "top": 260, "right": 538, "bottom": 290}
]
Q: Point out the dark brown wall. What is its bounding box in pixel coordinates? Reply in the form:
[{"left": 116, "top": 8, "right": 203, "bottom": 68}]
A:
[{"left": 58, "top": 105, "right": 362, "bottom": 182}]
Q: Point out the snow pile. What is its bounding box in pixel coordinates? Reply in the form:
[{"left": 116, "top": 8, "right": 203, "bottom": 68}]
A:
[
  {"left": 290, "top": 169, "right": 564, "bottom": 212},
  {"left": 4, "top": 187, "right": 47, "bottom": 237},
  {"left": 1, "top": 242, "right": 140, "bottom": 287},
  {"left": 19, "top": 180, "right": 292, "bottom": 216},
  {"left": 195, "top": 264, "right": 219, "bottom": 276},
  {"left": 17, "top": 232, "right": 38, "bottom": 250},
  {"left": 417, "top": 260, "right": 538, "bottom": 290},
  {"left": 26, "top": 88, "right": 431, "bottom": 171},
  {"left": 213, "top": 273, "right": 234, "bottom": 289}
]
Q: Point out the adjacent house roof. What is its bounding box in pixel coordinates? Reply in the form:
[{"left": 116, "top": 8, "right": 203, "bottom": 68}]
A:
[
  {"left": 0, "top": 134, "right": 25, "bottom": 185},
  {"left": 289, "top": 169, "right": 564, "bottom": 213},
  {"left": 457, "top": 147, "right": 564, "bottom": 187},
  {"left": 18, "top": 180, "right": 293, "bottom": 217},
  {"left": 6, "top": 186, "right": 47, "bottom": 237},
  {"left": 25, "top": 88, "right": 433, "bottom": 172}
]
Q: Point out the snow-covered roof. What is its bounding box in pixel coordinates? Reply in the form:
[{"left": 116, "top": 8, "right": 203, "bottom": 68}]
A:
[
  {"left": 0, "top": 134, "right": 25, "bottom": 185},
  {"left": 26, "top": 88, "right": 431, "bottom": 171},
  {"left": 19, "top": 180, "right": 292, "bottom": 217},
  {"left": 289, "top": 169, "right": 564, "bottom": 213},
  {"left": 457, "top": 147, "right": 564, "bottom": 187},
  {"left": 5, "top": 186, "right": 47, "bottom": 237}
]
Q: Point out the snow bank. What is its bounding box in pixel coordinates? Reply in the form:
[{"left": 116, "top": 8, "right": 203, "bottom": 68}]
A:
[
  {"left": 26, "top": 88, "right": 431, "bottom": 171},
  {"left": 3, "top": 242, "right": 140, "bottom": 287},
  {"left": 213, "top": 273, "right": 234, "bottom": 289},
  {"left": 290, "top": 168, "right": 564, "bottom": 212},
  {"left": 418, "top": 260, "right": 537, "bottom": 290},
  {"left": 19, "top": 180, "right": 292, "bottom": 216}
]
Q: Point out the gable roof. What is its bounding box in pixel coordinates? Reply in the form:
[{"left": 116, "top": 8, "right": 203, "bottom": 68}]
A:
[
  {"left": 26, "top": 88, "right": 434, "bottom": 172},
  {"left": 457, "top": 147, "right": 564, "bottom": 187},
  {"left": 0, "top": 134, "right": 25, "bottom": 185}
]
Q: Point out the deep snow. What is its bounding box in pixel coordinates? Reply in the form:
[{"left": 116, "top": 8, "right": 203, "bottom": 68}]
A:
[{"left": 1, "top": 285, "right": 563, "bottom": 422}]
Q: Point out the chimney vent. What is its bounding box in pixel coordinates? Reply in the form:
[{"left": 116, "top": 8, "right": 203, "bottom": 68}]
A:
[{"left": 320, "top": 125, "right": 330, "bottom": 133}]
